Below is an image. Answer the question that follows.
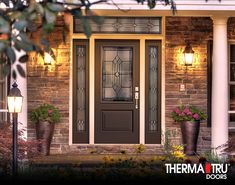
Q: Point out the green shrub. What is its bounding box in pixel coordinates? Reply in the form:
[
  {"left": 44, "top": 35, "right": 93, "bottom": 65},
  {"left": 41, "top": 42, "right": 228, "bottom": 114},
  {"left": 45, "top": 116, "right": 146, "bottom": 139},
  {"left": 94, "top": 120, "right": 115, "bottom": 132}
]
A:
[{"left": 29, "top": 104, "right": 60, "bottom": 124}]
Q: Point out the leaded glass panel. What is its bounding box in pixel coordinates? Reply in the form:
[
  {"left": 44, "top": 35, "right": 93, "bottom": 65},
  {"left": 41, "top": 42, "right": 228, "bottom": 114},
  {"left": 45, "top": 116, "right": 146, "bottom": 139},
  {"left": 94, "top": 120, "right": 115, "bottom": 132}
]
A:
[
  {"left": 74, "top": 17, "right": 161, "bottom": 34},
  {"left": 76, "top": 46, "right": 86, "bottom": 132},
  {"left": 102, "top": 47, "right": 133, "bottom": 101},
  {"left": 148, "top": 47, "right": 158, "bottom": 131}
]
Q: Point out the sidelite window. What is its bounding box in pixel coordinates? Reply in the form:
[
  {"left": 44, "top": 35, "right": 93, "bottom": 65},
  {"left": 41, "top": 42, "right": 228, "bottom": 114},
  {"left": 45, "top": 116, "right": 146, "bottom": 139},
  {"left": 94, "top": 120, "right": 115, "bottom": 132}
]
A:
[
  {"left": 145, "top": 41, "right": 161, "bottom": 144},
  {"left": 73, "top": 40, "right": 89, "bottom": 143},
  {"left": 74, "top": 17, "right": 161, "bottom": 34}
]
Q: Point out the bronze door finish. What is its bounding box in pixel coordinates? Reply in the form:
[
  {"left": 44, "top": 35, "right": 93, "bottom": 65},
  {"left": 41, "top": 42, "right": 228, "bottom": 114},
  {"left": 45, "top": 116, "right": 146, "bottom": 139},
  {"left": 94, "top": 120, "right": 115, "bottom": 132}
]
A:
[{"left": 95, "top": 40, "right": 140, "bottom": 143}]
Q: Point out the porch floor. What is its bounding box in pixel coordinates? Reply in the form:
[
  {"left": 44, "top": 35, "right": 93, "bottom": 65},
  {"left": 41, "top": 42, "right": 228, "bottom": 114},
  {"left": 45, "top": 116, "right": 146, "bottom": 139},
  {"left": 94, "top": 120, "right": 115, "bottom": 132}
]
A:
[
  {"left": 29, "top": 154, "right": 199, "bottom": 165},
  {"left": 12, "top": 154, "right": 235, "bottom": 183}
]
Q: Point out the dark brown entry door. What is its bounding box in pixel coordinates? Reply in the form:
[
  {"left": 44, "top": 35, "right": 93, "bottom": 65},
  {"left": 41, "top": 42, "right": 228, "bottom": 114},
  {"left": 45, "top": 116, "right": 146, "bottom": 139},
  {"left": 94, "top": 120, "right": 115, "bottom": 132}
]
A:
[{"left": 95, "top": 40, "right": 139, "bottom": 143}]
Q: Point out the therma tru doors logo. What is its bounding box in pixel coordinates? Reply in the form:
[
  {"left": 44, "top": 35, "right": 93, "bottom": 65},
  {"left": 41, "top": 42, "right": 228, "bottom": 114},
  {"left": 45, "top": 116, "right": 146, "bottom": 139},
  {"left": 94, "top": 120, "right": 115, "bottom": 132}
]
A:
[{"left": 165, "top": 163, "right": 230, "bottom": 179}]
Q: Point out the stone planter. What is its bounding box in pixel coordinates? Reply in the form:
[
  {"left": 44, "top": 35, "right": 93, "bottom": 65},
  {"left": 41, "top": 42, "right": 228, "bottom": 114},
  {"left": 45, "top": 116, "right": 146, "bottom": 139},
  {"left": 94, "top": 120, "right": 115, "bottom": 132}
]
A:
[
  {"left": 36, "top": 121, "right": 55, "bottom": 156},
  {"left": 180, "top": 121, "right": 200, "bottom": 155}
]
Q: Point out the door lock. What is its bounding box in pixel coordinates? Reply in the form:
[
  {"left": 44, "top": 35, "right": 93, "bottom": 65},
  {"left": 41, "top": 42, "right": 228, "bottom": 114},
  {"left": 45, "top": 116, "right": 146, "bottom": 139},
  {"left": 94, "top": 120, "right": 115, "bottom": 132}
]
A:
[{"left": 135, "top": 87, "right": 139, "bottom": 109}]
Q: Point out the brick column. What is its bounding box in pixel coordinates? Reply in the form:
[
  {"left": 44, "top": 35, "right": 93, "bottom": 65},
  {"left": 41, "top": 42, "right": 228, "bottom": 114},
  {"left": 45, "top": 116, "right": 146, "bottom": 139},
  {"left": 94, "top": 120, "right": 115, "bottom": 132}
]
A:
[{"left": 211, "top": 16, "right": 228, "bottom": 158}]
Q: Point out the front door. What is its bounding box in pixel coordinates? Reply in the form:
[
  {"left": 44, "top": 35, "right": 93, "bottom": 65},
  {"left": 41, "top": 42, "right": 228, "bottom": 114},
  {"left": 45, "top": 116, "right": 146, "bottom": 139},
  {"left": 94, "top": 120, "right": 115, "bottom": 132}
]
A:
[{"left": 95, "top": 40, "right": 139, "bottom": 143}]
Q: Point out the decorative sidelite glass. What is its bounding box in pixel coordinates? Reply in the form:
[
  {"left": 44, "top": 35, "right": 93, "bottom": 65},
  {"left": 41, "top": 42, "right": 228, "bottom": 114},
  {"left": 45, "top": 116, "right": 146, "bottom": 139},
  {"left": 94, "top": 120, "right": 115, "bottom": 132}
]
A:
[
  {"left": 76, "top": 46, "right": 86, "bottom": 132},
  {"left": 148, "top": 46, "right": 158, "bottom": 131},
  {"left": 102, "top": 47, "right": 133, "bottom": 101},
  {"left": 74, "top": 17, "right": 161, "bottom": 34}
]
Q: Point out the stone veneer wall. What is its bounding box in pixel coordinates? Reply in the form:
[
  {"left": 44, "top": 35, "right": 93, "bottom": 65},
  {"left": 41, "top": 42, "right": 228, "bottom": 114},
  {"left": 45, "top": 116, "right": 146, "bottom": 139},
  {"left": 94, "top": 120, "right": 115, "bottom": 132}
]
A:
[
  {"left": 27, "top": 16, "right": 234, "bottom": 155},
  {"left": 165, "top": 17, "right": 213, "bottom": 153},
  {"left": 27, "top": 17, "right": 71, "bottom": 154}
]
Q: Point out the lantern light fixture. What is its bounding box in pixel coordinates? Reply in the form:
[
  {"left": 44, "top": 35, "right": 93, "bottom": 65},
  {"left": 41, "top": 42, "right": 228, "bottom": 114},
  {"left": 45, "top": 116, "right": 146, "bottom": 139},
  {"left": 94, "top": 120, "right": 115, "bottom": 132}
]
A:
[
  {"left": 7, "top": 82, "right": 23, "bottom": 113},
  {"left": 7, "top": 82, "right": 23, "bottom": 176},
  {"left": 183, "top": 43, "right": 194, "bottom": 66},
  {"left": 44, "top": 52, "right": 54, "bottom": 65}
]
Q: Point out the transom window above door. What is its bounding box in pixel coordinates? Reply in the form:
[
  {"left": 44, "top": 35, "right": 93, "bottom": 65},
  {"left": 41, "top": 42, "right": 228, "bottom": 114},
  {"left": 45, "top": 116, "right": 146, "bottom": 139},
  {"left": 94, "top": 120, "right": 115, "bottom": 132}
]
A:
[{"left": 73, "top": 17, "right": 162, "bottom": 34}]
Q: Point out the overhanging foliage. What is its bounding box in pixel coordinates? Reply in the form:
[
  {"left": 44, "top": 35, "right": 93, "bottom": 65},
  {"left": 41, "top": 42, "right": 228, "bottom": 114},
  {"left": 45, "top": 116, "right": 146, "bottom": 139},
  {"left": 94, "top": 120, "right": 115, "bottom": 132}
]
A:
[{"left": 0, "top": 0, "right": 176, "bottom": 78}]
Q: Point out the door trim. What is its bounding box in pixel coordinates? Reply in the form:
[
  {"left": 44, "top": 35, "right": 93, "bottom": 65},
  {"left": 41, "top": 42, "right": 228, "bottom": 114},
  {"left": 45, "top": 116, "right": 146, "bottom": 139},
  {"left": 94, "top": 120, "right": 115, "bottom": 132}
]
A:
[{"left": 69, "top": 34, "right": 165, "bottom": 145}]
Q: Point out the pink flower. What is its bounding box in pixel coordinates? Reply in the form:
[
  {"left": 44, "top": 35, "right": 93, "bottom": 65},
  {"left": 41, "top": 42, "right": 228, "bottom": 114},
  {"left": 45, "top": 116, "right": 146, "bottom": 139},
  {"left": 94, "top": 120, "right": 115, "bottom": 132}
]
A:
[
  {"left": 179, "top": 112, "right": 185, "bottom": 116},
  {"left": 187, "top": 111, "right": 192, "bottom": 116},
  {"left": 175, "top": 107, "right": 180, "bottom": 114},
  {"left": 183, "top": 107, "right": 190, "bottom": 113},
  {"left": 48, "top": 109, "right": 53, "bottom": 116},
  {"left": 193, "top": 113, "right": 199, "bottom": 120}
]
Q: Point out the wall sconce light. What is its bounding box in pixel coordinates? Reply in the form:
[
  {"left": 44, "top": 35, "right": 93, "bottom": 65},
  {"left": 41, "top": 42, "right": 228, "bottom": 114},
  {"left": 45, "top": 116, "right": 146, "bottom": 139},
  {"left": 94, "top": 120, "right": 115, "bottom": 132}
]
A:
[
  {"left": 183, "top": 43, "right": 194, "bottom": 66},
  {"left": 43, "top": 50, "right": 55, "bottom": 65}
]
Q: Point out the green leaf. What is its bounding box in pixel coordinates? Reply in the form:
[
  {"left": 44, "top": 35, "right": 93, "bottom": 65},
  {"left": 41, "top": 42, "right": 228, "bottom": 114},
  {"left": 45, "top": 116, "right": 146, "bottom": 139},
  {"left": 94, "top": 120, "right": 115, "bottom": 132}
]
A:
[
  {"left": 26, "top": 21, "right": 38, "bottom": 32},
  {"left": 82, "top": 19, "right": 92, "bottom": 38},
  {"left": 16, "top": 64, "right": 26, "bottom": 78},
  {"left": 45, "top": 8, "right": 56, "bottom": 24},
  {"left": 9, "top": 11, "right": 22, "bottom": 20},
  {"left": 15, "top": 40, "right": 34, "bottom": 52},
  {"left": 29, "top": 12, "right": 37, "bottom": 21},
  {"left": 19, "top": 33, "right": 31, "bottom": 43},
  {"left": 40, "top": 38, "right": 50, "bottom": 51},
  {"left": 42, "top": 22, "right": 54, "bottom": 33},
  {"left": 19, "top": 55, "right": 29, "bottom": 63},
  {"left": 13, "top": 41, "right": 21, "bottom": 52},
  {"left": 6, "top": 47, "right": 16, "bottom": 63},
  {"left": 36, "top": 3, "right": 44, "bottom": 15},
  {"left": 91, "top": 16, "right": 104, "bottom": 25},
  {"left": 47, "top": 3, "right": 64, "bottom": 12},
  {"left": 12, "top": 70, "right": 17, "bottom": 79},
  {"left": 0, "top": 59, "right": 5, "bottom": 64},
  {"left": 71, "top": 8, "right": 82, "bottom": 17},
  {"left": 0, "top": 16, "right": 10, "bottom": 33},
  {"left": 26, "top": 3, "right": 36, "bottom": 14},
  {"left": 14, "top": 20, "right": 27, "bottom": 31},
  {"left": 0, "top": 42, "right": 6, "bottom": 52},
  {"left": 147, "top": 0, "right": 156, "bottom": 9},
  {"left": 33, "top": 45, "right": 43, "bottom": 54},
  {"left": 3, "top": 64, "right": 10, "bottom": 77}
]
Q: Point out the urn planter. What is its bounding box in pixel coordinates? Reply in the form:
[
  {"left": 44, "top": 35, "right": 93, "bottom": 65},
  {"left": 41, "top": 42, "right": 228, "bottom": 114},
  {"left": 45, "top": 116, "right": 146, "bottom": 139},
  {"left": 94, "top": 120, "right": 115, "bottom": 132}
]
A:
[
  {"left": 36, "top": 121, "right": 55, "bottom": 156},
  {"left": 30, "top": 104, "right": 60, "bottom": 156},
  {"left": 180, "top": 121, "right": 200, "bottom": 155}
]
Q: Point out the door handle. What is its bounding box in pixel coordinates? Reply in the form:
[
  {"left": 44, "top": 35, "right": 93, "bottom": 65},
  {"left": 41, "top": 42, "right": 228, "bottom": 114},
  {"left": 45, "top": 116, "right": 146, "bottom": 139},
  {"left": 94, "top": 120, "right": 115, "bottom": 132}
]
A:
[{"left": 135, "top": 87, "right": 139, "bottom": 109}]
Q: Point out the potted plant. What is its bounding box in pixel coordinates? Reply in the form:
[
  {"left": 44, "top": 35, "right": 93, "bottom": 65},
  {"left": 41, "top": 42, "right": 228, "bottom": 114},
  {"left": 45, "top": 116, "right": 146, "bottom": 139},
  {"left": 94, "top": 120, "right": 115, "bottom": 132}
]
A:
[
  {"left": 30, "top": 104, "right": 60, "bottom": 155},
  {"left": 171, "top": 105, "right": 207, "bottom": 155}
]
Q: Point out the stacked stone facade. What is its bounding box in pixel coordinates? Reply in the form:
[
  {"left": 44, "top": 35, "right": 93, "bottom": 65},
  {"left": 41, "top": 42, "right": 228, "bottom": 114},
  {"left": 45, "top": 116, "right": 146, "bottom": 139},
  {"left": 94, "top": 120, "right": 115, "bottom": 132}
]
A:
[
  {"left": 27, "top": 17, "right": 71, "bottom": 154},
  {"left": 27, "top": 16, "right": 234, "bottom": 155},
  {"left": 165, "top": 17, "right": 213, "bottom": 153}
]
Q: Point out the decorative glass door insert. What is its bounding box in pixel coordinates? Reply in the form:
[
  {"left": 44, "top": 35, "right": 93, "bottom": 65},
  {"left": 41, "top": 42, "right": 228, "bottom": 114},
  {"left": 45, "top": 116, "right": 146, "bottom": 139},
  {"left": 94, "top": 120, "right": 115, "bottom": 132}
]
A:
[{"left": 102, "top": 47, "right": 133, "bottom": 101}]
